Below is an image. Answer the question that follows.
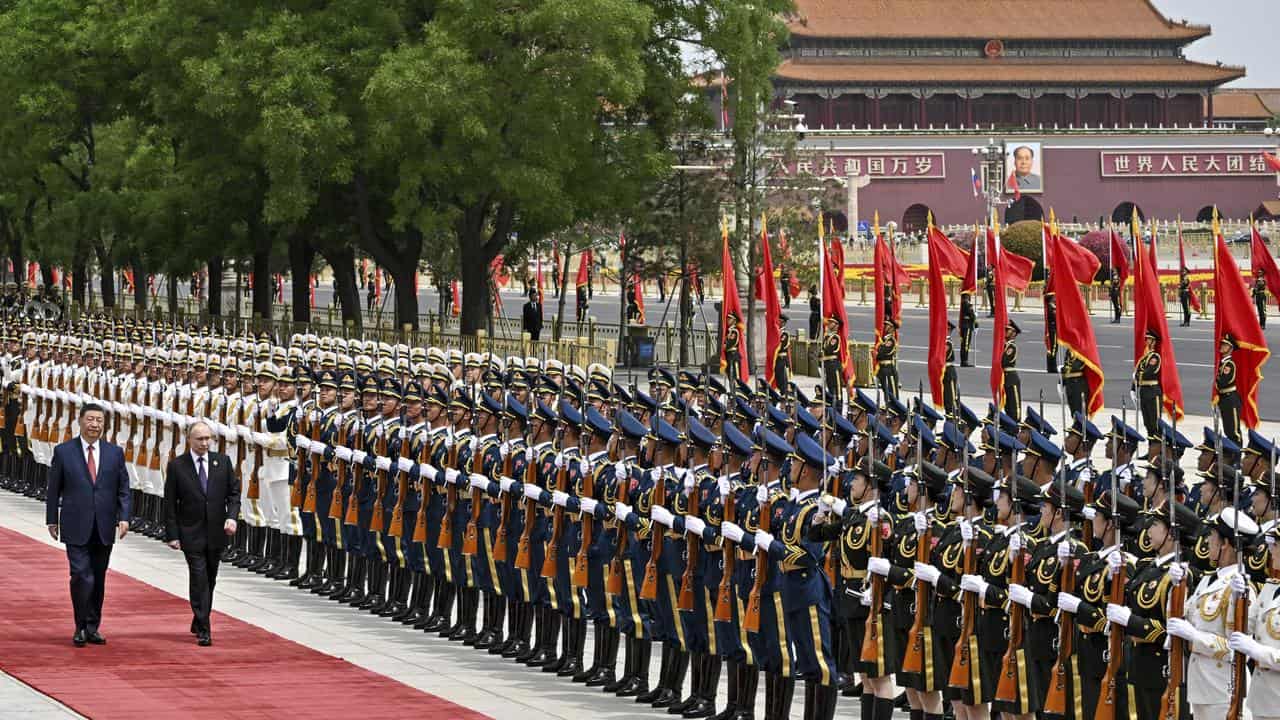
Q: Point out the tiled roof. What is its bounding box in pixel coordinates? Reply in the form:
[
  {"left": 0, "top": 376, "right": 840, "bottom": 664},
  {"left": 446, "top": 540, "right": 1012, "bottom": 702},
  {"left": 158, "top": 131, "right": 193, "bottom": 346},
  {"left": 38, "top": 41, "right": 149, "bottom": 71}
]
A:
[{"left": 775, "top": 58, "right": 1244, "bottom": 86}]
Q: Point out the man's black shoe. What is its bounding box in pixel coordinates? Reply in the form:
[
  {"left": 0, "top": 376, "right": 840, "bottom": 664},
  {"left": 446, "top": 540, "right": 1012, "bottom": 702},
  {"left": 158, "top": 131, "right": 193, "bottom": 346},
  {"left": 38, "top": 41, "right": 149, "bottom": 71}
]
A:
[{"left": 72, "top": 630, "right": 87, "bottom": 647}]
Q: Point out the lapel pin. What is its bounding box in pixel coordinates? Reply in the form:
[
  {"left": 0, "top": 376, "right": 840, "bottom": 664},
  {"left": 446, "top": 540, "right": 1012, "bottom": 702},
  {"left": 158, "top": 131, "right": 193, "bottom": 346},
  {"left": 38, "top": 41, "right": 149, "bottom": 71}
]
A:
[{"left": 212, "top": 459, "right": 218, "bottom": 467}]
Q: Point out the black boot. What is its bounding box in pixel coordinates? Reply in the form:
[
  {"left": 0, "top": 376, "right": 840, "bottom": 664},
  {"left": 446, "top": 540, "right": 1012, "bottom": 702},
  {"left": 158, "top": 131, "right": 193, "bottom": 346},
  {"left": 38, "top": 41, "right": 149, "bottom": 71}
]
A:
[
  {"left": 574, "top": 621, "right": 605, "bottom": 682},
  {"left": 652, "top": 649, "right": 689, "bottom": 708},
  {"left": 669, "top": 652, "right": 703, "bottom": 714},
  {"left": 637, "top": 642, "right": 673, "bottom": 703},
  {"left": 873, "top": 697, "right": 897, "bottom": 720},
  {"left": 770, "top": 676, "right": 794, "bottom": 720},
  {"left": 414, "top": 575, "right": 439, "bottom": 629},
  {"left": 424, "top": 581, "right": 455, "bottom": 633},
  {"left": 358, "top": 561, "right": 384, "bottom": 610},
  {"left": 504, "top": 601, "right": 533, "bottom": 658},
  {"left": 381, "top": 565, "right": 411, "bottom": 617},
  {"left": 398, "top": 572, "right": 427, "bottom": 624},
  {"left": 616, "top": 637, "right": 651, "bottom": 697},
  {"left": 683, "top": 655, "right": 719, "bottom": 718},
  {"left": 804, "top": 682, "right": 837, "bottom": 720},
  {"left": 293, "top": 538, "right": 319, "bottom": 586},
  {"left": 605, "top": 634, "right": 636, "bottom": 693},
  {"left": 542, "top": 610, "right": 569, "bottom": 673},
  {"left": 737, "top": 664, "right": 759, "bottom": 720},
  {"left": 710, "top": 660, "right": 739, "bottom": 720},
  {"left": 480, "top": 592, "right": 505, "bottom": 649},
  {"left": 273, "top": 535, "right": 301, "bottom": 580},
  {"left": 473, "top": 592, "right": 495, "bottom": 648},
  {"left": 522, "top": 606, "right": 552, "bottom": 665},
  {"left": 338, "top": 556, "right": 366, "bottom": 604},
  {"left": 257, "top": 529, "right": 281, "bottom": 574},
  {"left": 450, "top": 588, "right": 478, "bottom": 642},
  {"left": 586, "top": 627, "right": 619, "bottom": 687},
  {"left": 909, "top": 709, "right": 924, "bottom": 720},
  {"left": 491, "top": 597, "right": 519, "bottom": 654},
  {"left": 321, "top": 548, "right": 347, "bottom": 597},
  {"left": 557, "top": 618, "right": 587, "bottom": 677},
  {"left": 234, "top": 526, "right": 258, "bottom": 567}
]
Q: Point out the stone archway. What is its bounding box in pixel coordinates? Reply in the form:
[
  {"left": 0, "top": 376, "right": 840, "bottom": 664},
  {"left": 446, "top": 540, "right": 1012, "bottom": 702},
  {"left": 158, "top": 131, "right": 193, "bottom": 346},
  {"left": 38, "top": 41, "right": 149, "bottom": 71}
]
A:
[
  {"left": 901, "top": 203, "right": 933, "bottom": 237},
  {"left": 1004, "top": 196, "right": 1045, "bottom": 224},
  {"left": 1111, "top": 202, "right": 1145, "bottom": 225}
]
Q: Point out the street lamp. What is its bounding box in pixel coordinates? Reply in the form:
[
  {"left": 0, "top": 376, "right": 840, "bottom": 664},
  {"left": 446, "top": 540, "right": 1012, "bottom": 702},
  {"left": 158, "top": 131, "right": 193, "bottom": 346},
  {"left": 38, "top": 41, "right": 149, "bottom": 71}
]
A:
[{"left": 971, "top": 137, "right": 1006, "bottom": 224}]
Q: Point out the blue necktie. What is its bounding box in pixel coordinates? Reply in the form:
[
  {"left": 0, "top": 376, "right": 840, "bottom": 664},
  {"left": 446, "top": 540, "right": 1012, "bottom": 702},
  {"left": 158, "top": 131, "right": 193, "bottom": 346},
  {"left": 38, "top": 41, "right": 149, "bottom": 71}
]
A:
[{"left": 198, "top": 456, "right": 208, "bottom": 494}]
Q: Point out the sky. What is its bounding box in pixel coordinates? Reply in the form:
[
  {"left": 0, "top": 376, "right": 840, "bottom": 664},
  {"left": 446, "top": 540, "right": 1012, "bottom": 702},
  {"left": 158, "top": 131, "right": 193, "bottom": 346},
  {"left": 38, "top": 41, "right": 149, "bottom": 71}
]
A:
[{"left": 1150, "top": 0, "right": 1279, "bottom": 87}]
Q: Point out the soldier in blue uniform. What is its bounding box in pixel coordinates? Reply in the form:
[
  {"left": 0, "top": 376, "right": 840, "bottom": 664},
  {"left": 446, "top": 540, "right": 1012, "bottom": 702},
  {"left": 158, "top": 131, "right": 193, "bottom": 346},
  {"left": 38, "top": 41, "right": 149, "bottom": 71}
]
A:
[
  {"left": 442, "top": 388, "right": 477, "bottom": 641},
  {"left": 483, "top": 395, "right": 530, "bottom": 649},
  {"left": 465, "top": 390, "right": 506, "bottom": 648},
  {"left": 515, "top": 398, "right": 559, "bottom": 665},
  {"left": 363, "top": 377, "right": 403, "bottom": 615},
  {"left": 294, "top": 369, "right": 339, "bottom": 592},
  {"left": 391, "top": 380, "right": 429, "bottom": 623},
  {"left": 1092, "top": 418, "right": 1141, "bottom": 500},
  {"left": 338, "top": 373, "right": 382, "bottom": 606},
  {"left": 601, "top": 407, "right": 652, "bottom": 695},
  {"left": 542, "top": 400, "right": 587, "bottom": 676},
  {"left": 1063, "top": 411, "right": 1102, "bottom": 490},
  {"left": 323, "top": 370, "right": 362, "bottom": 601},
  {"left": 411, "top": 384, "right": 452, "bottom": 630},
  {"left": 561, "top": 406, "right": 614, "bottom": 683}
]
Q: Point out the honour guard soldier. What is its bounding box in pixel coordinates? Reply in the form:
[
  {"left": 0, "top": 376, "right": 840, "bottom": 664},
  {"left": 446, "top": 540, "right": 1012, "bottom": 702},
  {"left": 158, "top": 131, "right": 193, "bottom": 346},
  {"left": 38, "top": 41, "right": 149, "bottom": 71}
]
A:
[
  {"left": 943, "top": 323, "right": 961, "bottom": 419},
  {"left": 984, "top": 266, "right": 996, "bottom": 317},
  {"left": 295, "top": 369, "right": 341, "bottom": 593},
  {"left": 1167, "top": 507, "right": 1259, "bottom": 719},
  {"left": 1001, "top": 321, "right": 1022, "bottom": 422},
  {"left": 1134, "top": 329, "right": 1162, "bottom": 443},
  {"left": 561, "top": 407, "right": 614, "bottom": 684},
  {"left": 1216, "top": 332, "right": 1243, "bottom": 446},
  {"left": 1044, "top": 288, "right": 1058, "bottom": 373},
  {"left": 1063, "top": 412, "right": 1102, "bottom": 489},
  {"left": 821, "top": 317, "right": 841, "bottom": 401},
  {"left": 1061, "top": 349, "right": 1088, "bottom": 418},
  {"left": 464, "top": 390, "right": 506, "bottom": 647},
  {"left": 875, "top": 319, "right": 900, "bottom": 401},
  {"left": 602, "top": 407, "right": 652, "bottom": 696},
  {"left": 773, "top": 325, "right": 791, "bottom": 392},
  {"left": 1094, "top": 418, "right": 1141, "bottom": 499},
  {"left": 1254, "top": 270, "right": 1269, "bottom": 328},
  {"left": 1228, "top": 523, "right": 1280, "bottom": 719},
  {"left": 1109, "top": 269, "right": 1122, "bottom": 323},
  {"left": 723, "top": 311, "right": 743, "bottom": 378},
  {"left": 392, "top": 380, "right": 429, "bottom": 625},
  {"left": 959, "top": 289, "right": 977, "bottom": 366},
  {"left": 1179, "top": 269, "right": 1193, "bottom": 326}
]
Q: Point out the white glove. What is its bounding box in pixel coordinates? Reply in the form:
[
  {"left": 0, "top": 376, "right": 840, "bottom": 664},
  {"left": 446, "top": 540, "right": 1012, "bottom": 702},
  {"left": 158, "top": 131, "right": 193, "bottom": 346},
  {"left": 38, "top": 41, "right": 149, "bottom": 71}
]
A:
[
  {"left": 398, "top": 426, "right": 409, "bottom": 440},
  {"left": 755, "top": 530, "right": 774, "bottom": 553},
  {"left": 308, "top": 442, "right": 327, "bottom": 457},
  {"left": 295, "top": 436, "right": 312, "bottom": 451},
  {"left": 552, "top": 490, "right": 570, "bottom": 507},
  {"left": 1167, "top": 562, "right": 1186, "bottom": 585},
  {"left": 468, "top": 436, "right": 477, "bottom": 454},
  {"left": 1105, "top": 603, "right": 1132, "bottom": 629},
  {"left": 374, "top": 457, "right": 392, "bottom": 472},
  {"left": 1008, "top": 583, "right": 1034, "bottom": 608},
  {"left": 717, "top": 476, "right": 731, "bottom": 497},
  {"left": 578, "top": 458, "right": 592, "bottom": 476},
  {"left": 613, "top": 461, "right": 628, "bottom": 480},
  {"left": 554, "top": 453, "right": 565, "bottom": 470},
  {"left": 1009, "top": 532, "right": 1023, "bottom": 553},
  {"left": 652, "top": 465, "right": 664, "bottom": 483},
  {"left": 756, "top": 485, "right": 768, "bottom": 504},
  {"left": 831, "top": 498, "right": 848, "bottom": 516},
  {"left": 866, "top": 505, "right": 882, "bottom": 525},
  {"left": 1057, "top": 541, "right": 1072, "bottom": 561},
  {"left": 1129, "top": 390, "right": 1138, "bottom": 408},
  {"left": 868, "top": 557, "right": 891, "bottom": 577},
  {"left": 685, "top": 516, "right": 706, "bottom": 536},
  {"left": 651, "top": 505, "right": 674, "bottom": 527},
  {"left": 397, "top": 457, "right": 414, "bottom": 473},
  {"left": 175, "top": 414, "right": 189, "bottom": 430},
  {"left": 351, "top": 450, "right": 368, "bottom": 465},
  {"left": 960, "top": 574, "right": 988, "bottom": 596},
  {"left": 580, "top": 497, "right": 598, "bottom": 515},
  {"left": 499, "top": 441, "right": 511, "bottom": 458},
  {"left": 1229, "top": 632, "right": 1274, "bottom": 667},
  {"left": 524, "top": 484, "right": 543, "bottom": 501},
  {"left": 960, "top": 519, "right": 974, "bottom": 542},
  {"left": 1167, "top": 617, "right": 1207, "bottom": 645},
  {"left": 1058, "top": 592, "right": 1082, "bottom": 615},
  {"left": 1082, "top": 506, "right": 1096, "bottom": 521},
  {"left": 498, "top": 476, "right": 515, "bottom": 493},
  {"left": 420, "top": 465, "right": 439, "bottom": 483},
  {"left": 913, "top": 562, "right": 940, "bottom": 585},
  {"left": 335, "top": 447, "right": 353, "bottom": 462},
  {"left": 1107, "top": 551, "right": 1124, "bottom": 578},
  {"left": 525, "top": 446, "right": 535, "bottom": 463},
  {"left": 860, "top": 589, "right": 873, "bottom": 607},
  {"left": 1230, "top": 573, "right": 1248, "bottom": 596},
  {"left": 444, "top": 468, "right": 461, "bottom": 485},
  {"left": 614, "top": 502, "right": 633, "bottom": 521},
  {"left": 913, "top": 512, "right": 928, "bottom": 534},
  {"left": 721, "top": 521, "right": 745, "bottom": 543},
  {"left": 469, "top": 474, "right": 488, "bottom": 490}
]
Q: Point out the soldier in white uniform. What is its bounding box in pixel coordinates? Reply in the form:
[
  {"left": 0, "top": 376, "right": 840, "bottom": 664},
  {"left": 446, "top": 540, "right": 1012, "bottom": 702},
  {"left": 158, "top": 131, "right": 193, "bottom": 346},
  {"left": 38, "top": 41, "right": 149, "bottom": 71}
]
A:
[
  {"left": 1230, "top": 523, "right": 1280, "bottom": 720},
  {"left": 1167, "top": 507, "right": 1260, "bottom": 719}
]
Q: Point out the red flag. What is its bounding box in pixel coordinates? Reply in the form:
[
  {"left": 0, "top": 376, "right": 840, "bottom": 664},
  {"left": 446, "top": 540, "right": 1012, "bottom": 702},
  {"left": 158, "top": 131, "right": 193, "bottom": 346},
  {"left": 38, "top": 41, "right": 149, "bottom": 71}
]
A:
[
  {"left": 450, "top": 280, "right": 460, "bottom": 316},
  {"left": 1052, "top": 232, "right": 1102, "bottom": 284},
  {"left": 873, "top": 231, "right": 910, "bottom": 370},
  {"left": 1048, "top": 233, "right": 1106, "bottom": 417},
  {"left": 1251, "top": 224, "right": 1280, "bottom": 308},
  {"left": 632, "top": 272, "right": 645, "bottom": 324},
  {"left": 988, "top": 226, "right": 1009, "bottom": 402},
  {"left": 309, "top": 274, "right": 316, "bottom": 308},
  {"left": 373, "top": 266, "right": 381, "bottom": 303},
  {"left": 1215, "top": 231, "right": 1270, "bottom": 428},
  {"left": 1263, "top": 152, "right": 1280, "bottom": 173},
  {"left": 759, "top": 216, "right": 783, "bottom": 388},
  {"left": 274, "top": 273, "right": 284, "bottom": 303},
  {"left": 1006, "top": 171, "right": 1021, "bottom": 200},
  {"left": 962, "top": 226, "right": 979, "bottom": 294},
  {"left": 51, "top": 268, "right": 60, "bottom": 287},
  {"left": 1177, "top": 225, "right": 1202, "bottom": 313},
  {"left": 926, "top": 227, "right": 969, "bottom": 406},
  {"left": 26, "top": 262, "right": 36, "bottom": 286},
  {"left": 820, "top": 218, "right": 856, "bottom": 390},
  {"left": 719, "top": 223, "right": 748, "bottom": 382},
  {"left": 575, "top": 250, "right": 591, "bottom": 288},
  {"left": 1110, "top": 230, "right": 1131, "bottom": 288},
  {"left": 1133, "top": 235, "right": 1184, "bottom": 420}
]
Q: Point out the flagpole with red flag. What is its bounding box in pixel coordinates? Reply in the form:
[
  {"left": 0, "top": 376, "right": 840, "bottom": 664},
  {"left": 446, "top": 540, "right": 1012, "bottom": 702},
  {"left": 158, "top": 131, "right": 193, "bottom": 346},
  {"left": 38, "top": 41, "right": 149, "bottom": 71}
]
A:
[
  {"left": 820, "top": 213, "right": 856, "bottom": 395},
  {"left": 1215, "top": 214, "right": 1270, "bottom": 429},
  {"left": 925, "top": 218, "right": 969, "bottom": 407},
  {"left": 759, "top": 214, "right": 784, "bottom": 388},
  {"left": 1048, "top": 225, "right": 1106, "bottom": 417},
  {"left": 988, "top": 216, "right": 1009, "bottom": 405},
  {"left": 1250, "top": 217, "right": 1280, "bottom": 309},
  {"left": 719, "top": 220, "right": 748, "bottom": 382},
  {"left": 1132, "top": 208, "right": 1184, "bottom": 421}
]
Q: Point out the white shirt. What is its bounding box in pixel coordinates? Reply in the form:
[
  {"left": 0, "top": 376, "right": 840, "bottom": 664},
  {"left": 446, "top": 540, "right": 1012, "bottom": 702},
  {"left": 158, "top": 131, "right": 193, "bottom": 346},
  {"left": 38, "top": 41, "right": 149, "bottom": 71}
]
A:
[{"left": 190, "top": 450, "right": 210, "bottom": 474}]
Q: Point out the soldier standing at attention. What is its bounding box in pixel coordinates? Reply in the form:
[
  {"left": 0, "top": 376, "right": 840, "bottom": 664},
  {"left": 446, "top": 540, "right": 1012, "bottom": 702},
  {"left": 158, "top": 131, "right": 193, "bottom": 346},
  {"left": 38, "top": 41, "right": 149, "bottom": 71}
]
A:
[
  {"left": 1178, "top": 269, "right": 1193, "bottom": 327},
  {"left": 1134, "top": 329, "right": 1162, "bottom": 444},
  {"left": 959, "top": 290, "right": 977, "bottom": 367},
  {"left": 1254, "top": 270, "right": 1268, "bottom": 329},
  {"left": 1109, "top": 269, "right": 1122, "bottom": 324}
]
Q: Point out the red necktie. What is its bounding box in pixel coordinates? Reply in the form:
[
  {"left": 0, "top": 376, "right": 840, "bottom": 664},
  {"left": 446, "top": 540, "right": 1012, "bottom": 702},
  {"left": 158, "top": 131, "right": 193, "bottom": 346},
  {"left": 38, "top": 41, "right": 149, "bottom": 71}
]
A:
[{"left": 87, "top": 445, "right": 97, "bottom": 485}]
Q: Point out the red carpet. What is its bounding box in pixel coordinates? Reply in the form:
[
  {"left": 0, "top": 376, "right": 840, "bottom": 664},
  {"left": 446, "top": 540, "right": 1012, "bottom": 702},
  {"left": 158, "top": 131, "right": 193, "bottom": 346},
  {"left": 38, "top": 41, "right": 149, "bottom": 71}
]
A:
[{"left": 0, "top": 526, "right": 488, "bottom": 719}]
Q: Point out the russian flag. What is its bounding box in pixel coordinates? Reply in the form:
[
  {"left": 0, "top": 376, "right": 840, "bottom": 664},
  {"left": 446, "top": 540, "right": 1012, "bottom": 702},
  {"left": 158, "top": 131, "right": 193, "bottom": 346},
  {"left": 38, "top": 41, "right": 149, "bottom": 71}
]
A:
[{"left": 970, "top": 168, "right": 981, "bottom": 198}]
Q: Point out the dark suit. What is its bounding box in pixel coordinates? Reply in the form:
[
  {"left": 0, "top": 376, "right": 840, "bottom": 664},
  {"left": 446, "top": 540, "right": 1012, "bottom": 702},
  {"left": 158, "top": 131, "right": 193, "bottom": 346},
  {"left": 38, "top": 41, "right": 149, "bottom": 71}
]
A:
[
  {"left": 44, "top": 438, "right": 131, "bottom": 634},
  {"left": 164, "top": 451, "right": 241, "bottom": 634},
  {"left": 522, "top": 300, "right": 543, "bottom": 341}
]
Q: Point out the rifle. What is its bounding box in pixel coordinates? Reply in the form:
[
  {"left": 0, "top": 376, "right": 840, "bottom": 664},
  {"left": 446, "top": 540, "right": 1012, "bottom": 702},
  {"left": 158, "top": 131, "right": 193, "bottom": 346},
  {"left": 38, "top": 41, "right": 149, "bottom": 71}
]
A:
[
  {"left": 389, "top": 413, "right": 411, "bottom": 539},
  {"left": 167, "top": 378, "right": 181, "bottom": 467},
  {"left": 572, "top": 424, "right": 594, "bottom": 589},
  {"left": 492, "top": 416, "right": 515, "bottom": 561},
  {"left": 344, "top": 417, "right": 365, "bottom": 527},
  {"left": 302, "top": 407, "right": 323, "bottom": 512},
  {"left": 542, "top": 410, "right": 568, "bottom": 580},
  {"left": 1226, "top": 421, "right": 1248, "bottom": 720},
  {"left": 604, "top": 428, "right": 631, "bottom": 595},
  {"left": 903, "top": 383, "right": 931, "bottom": 674},
  {"left": 994, "top": 446, "right": 1026, "bottom": 703},
  {"left": 715, "top": 452, "right": 737, "bottom": 622},
  {"left": 248, "top": 400, "right": 263, "bottom": 502},
  {"left": 677, "top": 447, "right": 698, "bottom": 610},
  {"left": 745, "top": 452, "right": 770, "bottom": 633},
  {"left": 1158, "top": 409, "right": 1187, "bottom": 720},
  {"left": 60, "top": 372, "right": 73, "bottom": 443},
  {"left": 436, "top": 423, "right": 459, "bottom": 549},
  {"left": 514, "top": 430, "right": 540, "bottom": 570},
  {"left": 370, "top": 420, "right": 389, "bottom": 534},
  {"left": 121, "top": 383, "right": 137, "bottom": 465},
  {"left": 639, "top": 420, "right": 665, "bottom": 600},
  {"left": 462, "top": 413, "right": 484, "bottom": 556},
  {"left": 327, "top": 415, "right": 348, "bottom": 520},
  {"left": 1045, "top": 387, "right": 1081, "bottom": 715},
  {"left": 948, "top": 443, "right": 977, "bottom": 692},
  {"left": 137, "top": 382, "right": 153, "bottom": 471},
  {"left": 1096, "top": 396, "right": 1130, "bottom": 720},
  {"left": 860, "top": 392, "right": 886, "bottom": 665}
]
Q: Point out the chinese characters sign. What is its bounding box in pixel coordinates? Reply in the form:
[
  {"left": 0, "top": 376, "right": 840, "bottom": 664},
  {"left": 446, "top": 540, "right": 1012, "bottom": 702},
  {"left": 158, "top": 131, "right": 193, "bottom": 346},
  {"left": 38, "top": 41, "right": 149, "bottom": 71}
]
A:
[
  {"left": 1100, "top": 150, "right": 1274, "bottom": 178},
  {"left": 776, "top": 152, "right": 946, "bottom": 180}
]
